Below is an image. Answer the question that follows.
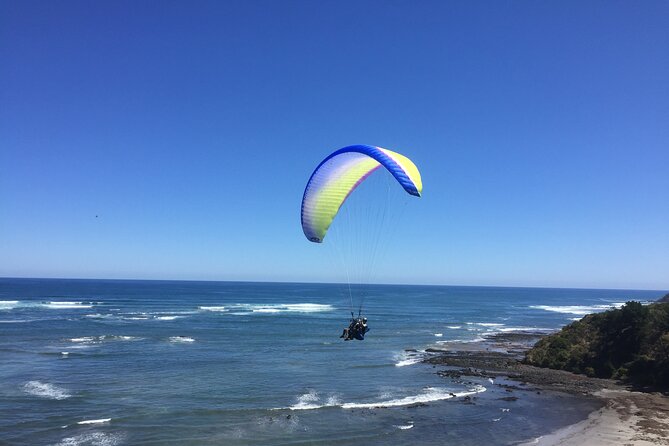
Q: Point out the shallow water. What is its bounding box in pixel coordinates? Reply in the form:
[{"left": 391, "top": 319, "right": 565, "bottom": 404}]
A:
[{"left": 0, "top": 278, "right": 659, "bottom": 445}]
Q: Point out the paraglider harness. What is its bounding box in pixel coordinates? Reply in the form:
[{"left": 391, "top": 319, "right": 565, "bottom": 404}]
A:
[{"left": 340, "top": 311, "right": 369, "bottom": 341}]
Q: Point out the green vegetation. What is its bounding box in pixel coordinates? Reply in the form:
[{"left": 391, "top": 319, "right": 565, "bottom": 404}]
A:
[{"left": 525, "top": 301, "right": 669, "bottom": 390}]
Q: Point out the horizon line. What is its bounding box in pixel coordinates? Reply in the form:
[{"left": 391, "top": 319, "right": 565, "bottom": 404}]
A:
[{"left": 0, "top": 276, "right": 665, "bottom": 294}]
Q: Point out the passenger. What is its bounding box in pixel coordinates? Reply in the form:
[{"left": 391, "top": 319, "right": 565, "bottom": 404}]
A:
[{"left": 340, "top": 317, "right": 369, "bottom": 341}]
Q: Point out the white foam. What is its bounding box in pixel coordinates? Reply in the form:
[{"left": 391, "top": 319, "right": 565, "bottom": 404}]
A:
[
  {"left": 496, "top": 327, "right": 555, "bottom": 333},
  {"left": 394, "top": 350, "right": 425, "bottom": 367},
  {"left": 54, "top": 432, "right": 123, "bottom": 446},
  {"left": 155, "top": 316, "right": 179, "bottom": 321},
  {"left": 394, "top": 423, "right": 414, "bottom": 430},
  {"left": 446, "top": 326, "right": 462, "bottom": 329},
  {"left": 477, "top": 323, "right": 505, "bottom": 327},
  {"left": 77, "top": 418, "right": 111, "bottom": 425},
  {"left": 85, "top": 313, "right": 116, "bottom": 319},
  {"left": 69, "top": 335, "right": 140, "bottom": 344},
  {"left": 112, "top": 336, "right": 139, "bottom": 341},
  {"left": 24, "top": 381, "right": 71, "bottom": 400},
  {"left": 228, "top": 303, "right": 333, "bottom": 315},
  {"left": 529, "top": 303, "right": 625, "bottom": 316},
  {"left": 341, "top": 386, "right": 486, "bottom": 409},
  {"left": 46, "top": 302, "right": 93, "bottom": 309},
  {"left": 436, "top": 337, "right": 486, "bottom": 345},
  {"left": 280, "top": 391, "right": 342, "bottom": 410},
  {"left": 434, "top": 333, "right": 443, "bottom": 337},
  {"left": 395, "top": 358, "right": 422, "bottom": 367},
  {"left": 199, "top": 306, "right": 227, "bottom": 312},
  {"left": 169, "top": 336, "right": 195, "bottom": 343},
  {"left": 290, "top": 391, "right": 321, "bottom": 410},
  {"left": 279, "top": 386, "right": 486, "bottom": 411},
  {"left": 70, "top": 337, "right": 97, "bottom": 343},
  {"left": 0, "top": 300, "right": 19, "bottom": 309},
  {"left": 325, "top": 395, "right": 341, "bottom": 406}
]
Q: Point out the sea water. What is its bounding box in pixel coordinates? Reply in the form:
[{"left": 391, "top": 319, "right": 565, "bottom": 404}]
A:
[{"left": 0, "top": 278, "right": 660, "bottom": 445}]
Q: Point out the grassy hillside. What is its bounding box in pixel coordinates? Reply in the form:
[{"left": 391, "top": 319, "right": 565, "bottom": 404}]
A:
[{"left": 525, "top": 301, "right": 669, "bottom": 390}]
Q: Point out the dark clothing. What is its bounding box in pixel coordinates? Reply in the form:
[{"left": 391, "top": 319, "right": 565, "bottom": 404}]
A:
[{"left": 340, "top": 318, "right": 370, "bottom": 341}]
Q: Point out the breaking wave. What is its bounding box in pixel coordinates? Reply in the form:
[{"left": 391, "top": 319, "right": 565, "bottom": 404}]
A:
[
  {"left": 529, "top": 303, "right": 626, "bottom": 316},
  {"left": 77, "top": 418, "right": 111, "bottom": 425},
  {"left": 54, "top": 432, "right": 124, "bottom": 446},
  {"left": 0, "top": 300, "right": 20, "bottom": 310},
  {"left": 169, "top": 336, "right": 195, "bottom": 343},
  {"left": 203, "top": 303, "right": 333, "bottom": 315},
  {"left": 23, "top": 381, "right": 71, "bottom": 400},
  {"left": 199, "top": 306, "right": 227, "bottom": 312},
  {"left": 1, "top": 300, "right": 94, "bottom": 310},
  {"left": 69, "top": 335, "right": 141, "bottom": 344},
  {"left": 341, "top": 386, "right": 486, "bottom": 409},
  {"left": 394, "top": 350, "right": 425, "bottom": 367},
  {"left": 280, "top": 386, "right": 485, "bottom": 411}
]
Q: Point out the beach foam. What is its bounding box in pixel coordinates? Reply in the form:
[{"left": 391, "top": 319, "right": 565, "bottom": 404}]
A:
[
  {"left": 394, "top": 423, "right": 414, "bottom": 430},
  {"left": 24, "top": 381, "right": 71, "bottom": 400},
  {"left": 529, "top": 303, "right": 626, "bottom": 316}
]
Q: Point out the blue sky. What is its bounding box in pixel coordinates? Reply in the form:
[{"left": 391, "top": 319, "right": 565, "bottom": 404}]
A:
[{"left": 2, "top": 1, "right": 668, "bottom": 289}]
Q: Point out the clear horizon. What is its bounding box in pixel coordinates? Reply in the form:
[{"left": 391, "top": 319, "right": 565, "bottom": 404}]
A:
[
  {"left": 2, "top": 1, "right": 668, "bottom": 290},
  {"left": 1, "top": 276, "right": 665, "bottom": 294}
]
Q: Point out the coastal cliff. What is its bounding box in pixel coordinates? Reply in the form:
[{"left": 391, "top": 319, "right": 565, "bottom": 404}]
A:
[{"left": 524, "top": 300, "right": 669, "bottom": 390}]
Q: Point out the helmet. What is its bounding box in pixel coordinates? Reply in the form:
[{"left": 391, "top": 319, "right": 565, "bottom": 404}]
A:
[{"left": 362, "top": 318, "right": 367, "bottom": 323}]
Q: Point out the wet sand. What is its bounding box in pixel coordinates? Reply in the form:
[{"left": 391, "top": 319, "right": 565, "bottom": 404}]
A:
[{"left": 423, "top": 332, "right": 669, "bottom": 445}]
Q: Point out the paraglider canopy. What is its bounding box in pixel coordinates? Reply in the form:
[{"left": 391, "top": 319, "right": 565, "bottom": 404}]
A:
[{"left": 301, "top": 145, "right": 422, "bottom": 243}]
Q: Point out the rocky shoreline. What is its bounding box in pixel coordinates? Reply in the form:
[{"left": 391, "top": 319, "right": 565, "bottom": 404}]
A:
[{"left": 422, "top": 331, "right": 669, "bottom": 445}]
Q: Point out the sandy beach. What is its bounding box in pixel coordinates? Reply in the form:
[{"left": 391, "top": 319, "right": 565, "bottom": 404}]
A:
[
  {"left": 425, "top": 332, "right": 669, "bottom": 446},
  {"left": 523, "top": 389, "right": 669, "bottom": 446}
]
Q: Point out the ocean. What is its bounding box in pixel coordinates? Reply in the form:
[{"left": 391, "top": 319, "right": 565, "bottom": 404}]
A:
[{"left": 0, "top": 278, "right": 661, "bottom": 445}]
